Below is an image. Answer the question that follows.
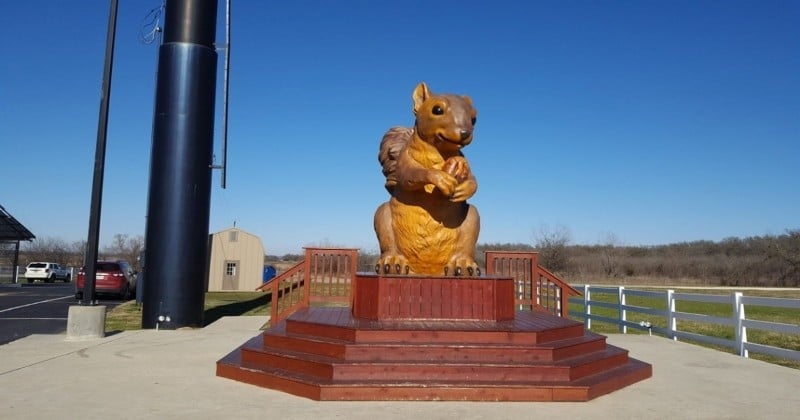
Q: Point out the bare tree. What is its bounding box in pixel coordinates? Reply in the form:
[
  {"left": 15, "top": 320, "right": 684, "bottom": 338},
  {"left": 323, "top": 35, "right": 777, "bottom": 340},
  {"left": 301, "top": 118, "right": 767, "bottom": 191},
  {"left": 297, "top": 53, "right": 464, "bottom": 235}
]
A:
[
  {"left": 68, "top": 240, "right": 87, "bottom": 267},
  {"left": 599, "top": 232, "right": 621, "bottom": 278},
  {"left": 102, "top": 234, "right": 145, "bottom": 271},
  {"left": 533, "top": 225, "right": 572, "bottom": 274},
  {"left": 22, "top": 236, "right": 72, "bottom": 266},
  {"left": 766, "top": 230, "right": 800, "bottom": 287}
]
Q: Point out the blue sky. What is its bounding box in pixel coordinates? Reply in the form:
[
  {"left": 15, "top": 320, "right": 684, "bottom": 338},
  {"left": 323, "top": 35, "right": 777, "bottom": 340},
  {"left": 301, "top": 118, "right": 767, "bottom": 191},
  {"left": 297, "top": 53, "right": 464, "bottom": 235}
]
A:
[{"left": 2, "top": 1, "right": 798, "bottom": 255}]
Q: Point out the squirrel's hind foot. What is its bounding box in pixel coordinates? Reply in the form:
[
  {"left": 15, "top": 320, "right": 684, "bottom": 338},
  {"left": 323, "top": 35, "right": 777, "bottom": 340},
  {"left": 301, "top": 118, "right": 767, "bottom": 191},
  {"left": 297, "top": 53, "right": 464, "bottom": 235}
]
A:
[
  {"left": 376, "top": 253, "right": 411, "bottom": 275},
  {"left": 444, "top": 256, "right": 481, "bottom": 277}
]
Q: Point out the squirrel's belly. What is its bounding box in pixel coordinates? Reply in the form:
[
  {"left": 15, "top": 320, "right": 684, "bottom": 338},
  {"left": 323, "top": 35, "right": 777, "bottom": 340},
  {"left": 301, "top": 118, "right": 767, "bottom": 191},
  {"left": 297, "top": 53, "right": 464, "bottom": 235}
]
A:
[{"left": 390, "top": 198, "right": 457, "bottom": 273}]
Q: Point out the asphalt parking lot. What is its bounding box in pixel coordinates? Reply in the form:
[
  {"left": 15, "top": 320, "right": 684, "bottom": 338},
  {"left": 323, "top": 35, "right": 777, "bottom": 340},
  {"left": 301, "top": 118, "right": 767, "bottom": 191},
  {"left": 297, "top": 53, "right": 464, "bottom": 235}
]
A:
[{"left": 0, "top": 282, "right": 124, "bottom": 345}]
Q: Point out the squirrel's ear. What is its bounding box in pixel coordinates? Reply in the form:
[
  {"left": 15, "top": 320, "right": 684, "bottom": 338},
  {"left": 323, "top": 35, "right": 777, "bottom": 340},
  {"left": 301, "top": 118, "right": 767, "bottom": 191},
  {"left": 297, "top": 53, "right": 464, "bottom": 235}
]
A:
[
  {"left": 412, "top": 82, "right": 430, "bottom": 114},
  {"left": 462, "top": 95, "right": 473, "bottom": 107}
]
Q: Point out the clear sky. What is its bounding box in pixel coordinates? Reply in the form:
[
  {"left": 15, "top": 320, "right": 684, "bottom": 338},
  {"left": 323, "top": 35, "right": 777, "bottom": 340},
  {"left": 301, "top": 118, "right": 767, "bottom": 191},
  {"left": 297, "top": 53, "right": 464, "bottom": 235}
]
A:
[{"left": 2, "top": 1, "right": 798, "bottom": 256}]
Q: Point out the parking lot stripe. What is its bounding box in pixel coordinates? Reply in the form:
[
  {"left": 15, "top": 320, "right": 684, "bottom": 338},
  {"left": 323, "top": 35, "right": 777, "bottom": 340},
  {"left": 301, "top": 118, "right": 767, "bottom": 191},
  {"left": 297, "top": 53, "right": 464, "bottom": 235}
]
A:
[{"left": 0, "top": 296, "right": 73, "bottom": 314}]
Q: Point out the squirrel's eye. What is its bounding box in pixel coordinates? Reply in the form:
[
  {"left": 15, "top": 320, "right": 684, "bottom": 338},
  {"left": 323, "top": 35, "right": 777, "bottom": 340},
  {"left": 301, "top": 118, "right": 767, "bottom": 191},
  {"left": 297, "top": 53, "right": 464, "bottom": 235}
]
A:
[
  {"left": 432, "top": 105, "right": 444, "bottom": 115},
  {"left": 471, "top": 117, "right": 477, "bottom": 126}
]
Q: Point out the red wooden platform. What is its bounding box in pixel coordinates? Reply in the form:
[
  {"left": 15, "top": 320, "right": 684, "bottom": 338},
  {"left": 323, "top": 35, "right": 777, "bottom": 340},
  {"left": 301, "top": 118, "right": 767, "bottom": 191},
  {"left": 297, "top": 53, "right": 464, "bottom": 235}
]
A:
[
  {"left": 352, "top": 274, "right": 515, "bottom": 321},
  {"left": 217, "top": 274, "right": 652, "bottom": 401}
]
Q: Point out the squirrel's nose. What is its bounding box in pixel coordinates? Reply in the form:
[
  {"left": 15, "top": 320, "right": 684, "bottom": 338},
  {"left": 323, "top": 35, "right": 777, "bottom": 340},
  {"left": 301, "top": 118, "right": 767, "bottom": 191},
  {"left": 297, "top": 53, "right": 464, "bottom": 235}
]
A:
[{"left": 459, "top": 130, "right": 471, "bottom": 141}]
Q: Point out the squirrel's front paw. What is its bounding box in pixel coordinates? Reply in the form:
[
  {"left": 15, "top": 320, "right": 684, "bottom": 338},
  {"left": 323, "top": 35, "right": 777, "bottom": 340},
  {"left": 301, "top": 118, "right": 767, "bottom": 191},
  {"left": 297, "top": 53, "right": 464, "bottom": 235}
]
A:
[
  {"left": 376, "top": 253, "right": 411, "bottom": 275},
  {"left": 427, "top": 171, "right": 458, "bottom": 197}
]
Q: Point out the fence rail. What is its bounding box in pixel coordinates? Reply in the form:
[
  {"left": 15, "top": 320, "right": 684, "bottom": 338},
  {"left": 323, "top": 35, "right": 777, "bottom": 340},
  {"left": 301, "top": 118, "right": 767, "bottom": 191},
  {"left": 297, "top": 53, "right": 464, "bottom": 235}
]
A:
[{"left": 569, "top": 285, "right": 800, "bottom": 362}]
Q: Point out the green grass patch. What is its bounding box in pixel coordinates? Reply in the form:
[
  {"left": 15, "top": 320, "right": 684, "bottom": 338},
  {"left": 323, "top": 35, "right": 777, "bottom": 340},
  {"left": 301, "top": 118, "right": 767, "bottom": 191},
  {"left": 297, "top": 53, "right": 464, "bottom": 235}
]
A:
[
  {"left": 105, "top": 301, "right": 145, "bottom": 332},
  {"left": 105, "top": 291, "right": 271, "bottom": 333}
]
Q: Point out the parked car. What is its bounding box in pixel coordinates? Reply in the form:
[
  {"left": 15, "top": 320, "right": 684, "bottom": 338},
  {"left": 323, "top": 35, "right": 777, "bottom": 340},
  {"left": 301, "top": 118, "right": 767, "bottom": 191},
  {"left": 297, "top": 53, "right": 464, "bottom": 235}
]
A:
[
  {"left": 25, "top": 262, "right": 71, "bottom": 283},
  {"left": 75, "top": 260, "right": 136, "bottom": 300}
]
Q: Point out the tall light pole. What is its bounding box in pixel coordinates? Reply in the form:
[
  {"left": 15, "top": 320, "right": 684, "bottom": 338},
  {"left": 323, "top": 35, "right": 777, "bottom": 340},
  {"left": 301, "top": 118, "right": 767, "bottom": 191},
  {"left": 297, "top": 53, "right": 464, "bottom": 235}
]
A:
[{"left": 82, "top": 0, "right": 119, "bottom": 305}]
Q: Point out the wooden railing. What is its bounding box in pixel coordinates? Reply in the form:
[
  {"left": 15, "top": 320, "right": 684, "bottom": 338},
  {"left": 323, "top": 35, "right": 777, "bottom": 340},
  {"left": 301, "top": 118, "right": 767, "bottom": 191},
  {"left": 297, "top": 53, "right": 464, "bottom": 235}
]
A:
[
  {"left": 260, "top": 248, "right": 578, "bottom": 325},
  {"left": 484, "top": 251, "right": 581, "bottom": 317},
  {"left": 306, "top": 247, "right": 358, "bottom": 306},
  {"left": 263, "top": 259, "right": 307, "bottom": 326},
  {"left": 258, "top": 247, "right": 358, "bottom": 326}
]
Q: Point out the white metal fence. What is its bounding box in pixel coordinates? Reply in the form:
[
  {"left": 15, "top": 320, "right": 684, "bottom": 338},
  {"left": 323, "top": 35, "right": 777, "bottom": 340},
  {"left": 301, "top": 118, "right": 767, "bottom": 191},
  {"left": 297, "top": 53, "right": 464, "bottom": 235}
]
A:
[
  {"left": 568, "top": 285, "right": 800, "bottom": 362},
  {"left": 0, "top": 266, "right": 23, "bottom": 283}
]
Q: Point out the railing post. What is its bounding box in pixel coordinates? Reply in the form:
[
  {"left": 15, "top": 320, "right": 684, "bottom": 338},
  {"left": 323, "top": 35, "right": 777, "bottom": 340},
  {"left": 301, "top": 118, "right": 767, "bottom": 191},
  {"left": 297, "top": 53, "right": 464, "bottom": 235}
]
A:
[
  {"left": 619, "top": 286, "right": 626, "bottom": 334},
  {"left": 270, "top": 280, "right": 278, "bottom": 327},
  {"left": 349, "top": 249, "right": 358, "bottom": 306},
  {"left": 584, "top": 284, "right": 591, "bottom": 330},
  {"left": 667, "top": 289, "right": 676, "bottom": 341},
  {"left": 734, "top": 292, "right": 748, "bottom": 358},
  {"left": 303, "top": 249, "right": 312, "bottom": 306}
]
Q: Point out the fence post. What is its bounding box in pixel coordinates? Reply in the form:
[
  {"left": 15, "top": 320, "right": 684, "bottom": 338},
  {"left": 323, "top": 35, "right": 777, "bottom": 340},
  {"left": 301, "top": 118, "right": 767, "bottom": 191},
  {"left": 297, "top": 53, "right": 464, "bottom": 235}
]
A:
[
  {"left": 583, "top": 284, "right": 591, "bottom": 330},
  {"left": 667, "top": 289, "right": 676, "bottom": 341},
  {"left": 618, "top": 286, "right": 626, "bottom": 333},
  {"left": 734, "top": 292, "right": 748, "bottom": 358}
]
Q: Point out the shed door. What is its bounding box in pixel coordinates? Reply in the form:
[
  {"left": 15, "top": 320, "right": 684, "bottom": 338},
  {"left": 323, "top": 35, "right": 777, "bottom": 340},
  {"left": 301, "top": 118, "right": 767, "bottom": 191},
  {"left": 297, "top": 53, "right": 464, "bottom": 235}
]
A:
[{"left": 222, "top": 260, "right": 239, "bottom": 290}]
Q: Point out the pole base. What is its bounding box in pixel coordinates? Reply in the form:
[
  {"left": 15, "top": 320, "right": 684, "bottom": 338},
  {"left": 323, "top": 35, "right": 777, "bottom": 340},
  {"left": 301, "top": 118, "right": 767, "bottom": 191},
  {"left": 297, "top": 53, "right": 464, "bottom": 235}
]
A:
[{"left": 66, "top": 305, "right": 107, "bottom": 341}]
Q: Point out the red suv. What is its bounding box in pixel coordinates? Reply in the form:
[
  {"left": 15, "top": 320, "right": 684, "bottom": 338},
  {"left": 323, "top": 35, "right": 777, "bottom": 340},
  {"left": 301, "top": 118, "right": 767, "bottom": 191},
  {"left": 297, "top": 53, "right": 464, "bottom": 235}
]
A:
[{"left": 75, "top": 260, "right": 137, "bottom": 300}]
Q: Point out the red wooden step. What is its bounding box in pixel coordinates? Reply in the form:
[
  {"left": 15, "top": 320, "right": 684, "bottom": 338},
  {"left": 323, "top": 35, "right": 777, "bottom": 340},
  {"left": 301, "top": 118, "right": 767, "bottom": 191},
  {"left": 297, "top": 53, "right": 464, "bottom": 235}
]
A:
[
  {"left": 263, "top": 323, "right": 608, "bottom": 363},
  {"left": 216, "top": 306, "right": 652, "bottom": 401},
  {"left": 285, "top": 307, "right": 585, "bottom": 345},
  {"left": 217, "top": 352, "right": 652, "bottom": 402},
  {"left": 238, "top": 342, "right": 629, "bottom": 382}
]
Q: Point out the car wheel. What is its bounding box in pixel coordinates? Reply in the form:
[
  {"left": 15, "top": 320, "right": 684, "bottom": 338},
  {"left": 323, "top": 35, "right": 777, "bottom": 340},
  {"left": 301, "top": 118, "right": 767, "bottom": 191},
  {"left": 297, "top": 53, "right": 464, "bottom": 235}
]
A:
[
  {"left": 27, "top": 278, "right": 33, "bottom": 284},
  {"left": 64, "top": 275, "right": 71, "bottom": 283},
  {"left": 46, "top": 276, "right": 54, "bottom": 283},
  {"left": 75, "top": 291, "right": 83, "bottom": 300}
]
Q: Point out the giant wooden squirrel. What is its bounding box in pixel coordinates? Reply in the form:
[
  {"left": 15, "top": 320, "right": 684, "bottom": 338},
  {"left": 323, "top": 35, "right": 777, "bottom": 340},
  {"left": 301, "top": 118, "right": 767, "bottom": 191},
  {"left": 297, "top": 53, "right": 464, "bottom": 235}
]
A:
[{"left": 374, "top": 82, "right": 480, "bottom": 276}]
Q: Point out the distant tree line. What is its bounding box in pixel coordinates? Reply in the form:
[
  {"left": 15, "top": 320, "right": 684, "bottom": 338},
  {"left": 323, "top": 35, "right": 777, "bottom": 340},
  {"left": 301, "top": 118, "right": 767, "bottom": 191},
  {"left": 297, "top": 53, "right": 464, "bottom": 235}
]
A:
[
  {"left": 15, "top": 230, "right": 798, "bottom": 287},
  {"left": 13, "top": 234, "right": 144, "bottom": 272},
  {"left": 481, "top": 229, "right": 800, "bottom": 287},
  {"left": 354, "top": 228, "right": 800, "bottom": 287}
]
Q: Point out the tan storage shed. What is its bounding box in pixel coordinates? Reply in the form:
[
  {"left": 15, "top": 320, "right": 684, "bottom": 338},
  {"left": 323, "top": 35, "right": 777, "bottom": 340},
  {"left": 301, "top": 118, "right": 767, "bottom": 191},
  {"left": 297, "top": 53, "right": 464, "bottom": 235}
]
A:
[{"left": 207, "top": 227, "right": 265, "bottom": 291}]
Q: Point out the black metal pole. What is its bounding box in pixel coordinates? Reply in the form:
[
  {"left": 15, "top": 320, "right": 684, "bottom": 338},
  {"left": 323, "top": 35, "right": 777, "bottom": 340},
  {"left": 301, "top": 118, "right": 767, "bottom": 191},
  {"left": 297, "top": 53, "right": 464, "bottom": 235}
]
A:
[
  {"left": 83, "top": 0, "right": 119, "bottom": 305},
  {"left": 142, "top": 0, "right": 218, "bottom": 329},
  {"left": 12, "top": 241, "right": 20, "bottom": 284}
]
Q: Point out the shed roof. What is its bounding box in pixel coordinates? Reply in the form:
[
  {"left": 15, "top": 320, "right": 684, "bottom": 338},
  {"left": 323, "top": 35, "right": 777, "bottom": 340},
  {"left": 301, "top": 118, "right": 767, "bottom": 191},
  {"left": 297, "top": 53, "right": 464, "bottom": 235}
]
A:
[{"left": 0, "top": 205, "right": 35, "bottom": 242}]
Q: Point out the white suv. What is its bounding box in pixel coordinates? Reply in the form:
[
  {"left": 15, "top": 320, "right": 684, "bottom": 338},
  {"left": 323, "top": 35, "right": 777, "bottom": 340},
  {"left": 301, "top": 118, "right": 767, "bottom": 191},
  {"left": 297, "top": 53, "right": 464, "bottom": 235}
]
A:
[{"left": 25, "top": 262, "right": 71, "bottom": 283}]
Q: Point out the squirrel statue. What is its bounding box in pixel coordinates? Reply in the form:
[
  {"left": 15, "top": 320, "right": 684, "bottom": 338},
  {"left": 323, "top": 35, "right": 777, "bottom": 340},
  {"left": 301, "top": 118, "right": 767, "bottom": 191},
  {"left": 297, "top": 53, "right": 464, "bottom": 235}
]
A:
[{"left": 374, "top": 82, "right": 480, "bottom": 276}]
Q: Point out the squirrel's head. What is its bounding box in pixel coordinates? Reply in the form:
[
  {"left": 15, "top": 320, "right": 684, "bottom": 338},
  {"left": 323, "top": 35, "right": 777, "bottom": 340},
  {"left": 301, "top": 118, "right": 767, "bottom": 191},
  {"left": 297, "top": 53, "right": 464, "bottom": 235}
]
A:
[{"left": 412, "top": 82, "right": 477, "bottom": 153}]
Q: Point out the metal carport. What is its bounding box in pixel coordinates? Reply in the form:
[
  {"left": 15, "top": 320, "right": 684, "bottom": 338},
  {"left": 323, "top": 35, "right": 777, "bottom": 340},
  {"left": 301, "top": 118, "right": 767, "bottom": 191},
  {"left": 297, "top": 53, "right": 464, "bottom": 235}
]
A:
[{"left": 0, "top": 205, "right": 35, "bottom": 284}]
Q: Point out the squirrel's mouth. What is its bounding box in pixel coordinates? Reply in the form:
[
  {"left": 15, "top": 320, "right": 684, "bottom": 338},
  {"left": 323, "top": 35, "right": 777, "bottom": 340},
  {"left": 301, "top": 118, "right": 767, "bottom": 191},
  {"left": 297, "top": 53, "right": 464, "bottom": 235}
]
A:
[{"left": 436, "top": 133, "right": 465, "bottom": 148}]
